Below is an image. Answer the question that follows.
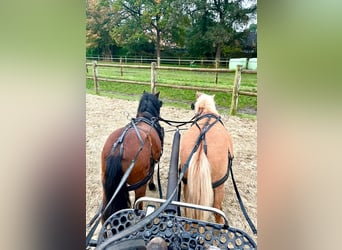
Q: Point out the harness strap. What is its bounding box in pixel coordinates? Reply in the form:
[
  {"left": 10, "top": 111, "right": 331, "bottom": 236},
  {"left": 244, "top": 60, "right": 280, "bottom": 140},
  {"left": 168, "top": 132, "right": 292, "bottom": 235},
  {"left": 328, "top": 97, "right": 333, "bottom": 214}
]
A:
[
  {"left": 111, "top": 125, "right": 130, "bottom": 152},
  {"left": 228, "top": 152, "right": 257, "bottom": 235},
  {"left": 137, "top": 116, "right": 164, "bottom": 159},
  {"left": 86, "top": 135, "right": 147, "bottom": 247},
  {"left": 192, "top": 113, "right": 224, "bottom": 126},
  {"left": 182, "top": 114, "right": 222, "bottom": 186},
  {"left": 124, "top": 118, "right": 162, "bottom": 192},
  {"left": 127, "top": 159, "right": 155, "bottom": 191},
  {"left": 211, "top": 152, "right": 232, "bottom": 189},
  {"left": 181, "top": 150, "right": 257, "bottom": 235},
  {"left": 131, "top": 118, "right": 146, "bottom": 146},
  {"left": 108, "top": 117, "right": 164, "bottom": 193},
  {"left": 158, "top": 115, "right": 198, "bottom": 128},
  {"left": 182, "top": 152, "right": 231, "bottom": 189},
  {"left": 157, "top": 162, "right": 163, "bottom": 198}
]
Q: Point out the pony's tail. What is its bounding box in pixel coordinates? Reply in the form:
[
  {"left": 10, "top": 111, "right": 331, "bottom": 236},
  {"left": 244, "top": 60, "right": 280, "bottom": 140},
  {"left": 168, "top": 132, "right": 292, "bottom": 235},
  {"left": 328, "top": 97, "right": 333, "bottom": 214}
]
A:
[
  {"left": 102, "top": 154, "right": 131, "bottom": 223},
  {"left": 185, "top": 145, "right": 213, "bottom": 221}
]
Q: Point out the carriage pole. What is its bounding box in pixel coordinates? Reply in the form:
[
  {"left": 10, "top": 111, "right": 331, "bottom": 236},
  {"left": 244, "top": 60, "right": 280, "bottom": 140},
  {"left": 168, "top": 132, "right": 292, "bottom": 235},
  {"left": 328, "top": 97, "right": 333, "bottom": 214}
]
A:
[{"left": 165, "top": 129, "right": 180, "bottom": 214}]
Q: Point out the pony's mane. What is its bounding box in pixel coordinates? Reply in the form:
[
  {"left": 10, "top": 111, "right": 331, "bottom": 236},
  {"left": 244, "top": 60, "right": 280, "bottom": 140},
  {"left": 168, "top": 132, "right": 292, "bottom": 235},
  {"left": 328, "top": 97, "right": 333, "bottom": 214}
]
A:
[
  {"left": 195, "top": 93, "right": 219, "bottom": 116},
  {"left": 137, "top": 92, "right": 162, "bottom": 118}
]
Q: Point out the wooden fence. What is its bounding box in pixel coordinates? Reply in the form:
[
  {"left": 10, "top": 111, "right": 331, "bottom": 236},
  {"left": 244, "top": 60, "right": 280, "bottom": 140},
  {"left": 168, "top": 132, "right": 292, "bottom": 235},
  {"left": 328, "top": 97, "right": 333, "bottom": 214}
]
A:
[
  {"left": 86, "top": 61, "right": 257, "bottom": 115},
  {"left": 86, "top": 56, "right": 232, "bottom": 67}
]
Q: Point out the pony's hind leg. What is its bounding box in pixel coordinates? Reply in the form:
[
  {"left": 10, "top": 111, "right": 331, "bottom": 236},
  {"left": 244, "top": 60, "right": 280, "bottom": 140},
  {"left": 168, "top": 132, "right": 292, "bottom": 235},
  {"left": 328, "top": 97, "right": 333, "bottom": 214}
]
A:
[
  {"left": 148, "top": 163, "right": 157, "bottom": 191},
  {"left": 148, "top": 175, "right": 156, "bottom": 191},
  {"left": 134, "top": 184, "right": 148, "bottom": 210},
  {"left": 213, "top": 185, "right": 225, "bottom": 224}
]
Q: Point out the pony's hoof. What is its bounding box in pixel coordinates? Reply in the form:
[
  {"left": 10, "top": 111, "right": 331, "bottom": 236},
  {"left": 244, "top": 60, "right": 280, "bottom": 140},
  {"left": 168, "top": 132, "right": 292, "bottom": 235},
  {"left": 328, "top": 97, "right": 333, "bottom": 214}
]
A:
[{"left": 148, "top": 182, "right": 156, "bottom": 191}]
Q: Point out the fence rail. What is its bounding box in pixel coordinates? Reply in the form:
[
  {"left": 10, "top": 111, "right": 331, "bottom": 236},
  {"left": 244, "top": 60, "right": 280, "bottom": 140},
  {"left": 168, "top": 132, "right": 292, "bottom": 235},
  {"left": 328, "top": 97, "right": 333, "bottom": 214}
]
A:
[
  {"left": 86, "top": 61, "right": 257, "bottom": 115},
  {"left": 86, "top": 56, "right": 232, "bottom": 67}
]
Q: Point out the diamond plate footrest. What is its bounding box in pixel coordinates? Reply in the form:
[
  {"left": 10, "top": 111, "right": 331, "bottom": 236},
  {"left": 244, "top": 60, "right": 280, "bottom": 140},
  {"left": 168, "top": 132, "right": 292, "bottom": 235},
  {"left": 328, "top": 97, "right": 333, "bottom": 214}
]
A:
[{"left": 98, "top": 209, "right": 256, "bottom": 249}]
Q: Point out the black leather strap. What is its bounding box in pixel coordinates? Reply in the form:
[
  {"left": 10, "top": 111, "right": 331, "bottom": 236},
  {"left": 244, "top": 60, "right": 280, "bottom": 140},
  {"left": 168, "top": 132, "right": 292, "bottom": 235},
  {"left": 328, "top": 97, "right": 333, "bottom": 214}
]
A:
[
  {"left": 212, "top": 153, "right": 232, "bottom": 189},
  {"left": 181, "top": 114, "right": 223, "bottom": 187},
  {"left": 157, "top": 162, "right": 163, "bottom": 198},
  {"left": 182, "top": 152, "right": 231, "bottom": 189},
  {"left": 228, "top": 152, "right": 257, "bottom": 235}
]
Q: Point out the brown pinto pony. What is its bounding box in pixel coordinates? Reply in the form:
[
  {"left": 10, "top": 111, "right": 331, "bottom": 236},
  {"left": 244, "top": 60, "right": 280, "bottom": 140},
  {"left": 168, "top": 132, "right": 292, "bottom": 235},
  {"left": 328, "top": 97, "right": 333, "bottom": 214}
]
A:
[
  {"left": 180, "top": 92, "right": 233, "bottom": 224},
  {"left": 101, "top": 91, "right": 164, "bottom": 223}
]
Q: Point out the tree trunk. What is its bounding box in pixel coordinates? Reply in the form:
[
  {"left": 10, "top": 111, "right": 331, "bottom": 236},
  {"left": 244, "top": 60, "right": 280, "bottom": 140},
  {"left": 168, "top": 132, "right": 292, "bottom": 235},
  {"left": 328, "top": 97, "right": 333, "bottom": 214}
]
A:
[
  {"left": 215, "top": 43, "right": 222, "bottom": 67},
  {"left": 156, "top": 29, "right": 161, "bottom": 67}
]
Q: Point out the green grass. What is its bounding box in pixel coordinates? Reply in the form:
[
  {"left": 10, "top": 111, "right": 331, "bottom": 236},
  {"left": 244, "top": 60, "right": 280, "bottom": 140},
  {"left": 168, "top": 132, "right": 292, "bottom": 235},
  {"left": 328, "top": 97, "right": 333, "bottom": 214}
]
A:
[
  {"left": 87, "top": 64, "right": 257, "bottom": 92},
  {"left": 86, "top": 63, "right": 257, "bottom": 118}
]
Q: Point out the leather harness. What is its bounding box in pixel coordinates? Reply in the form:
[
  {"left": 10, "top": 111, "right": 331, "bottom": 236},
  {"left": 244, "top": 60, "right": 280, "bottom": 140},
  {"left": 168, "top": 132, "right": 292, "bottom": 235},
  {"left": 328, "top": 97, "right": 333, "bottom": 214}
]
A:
[
  {"left": 110, "top": 116, "right": 164, "bottom": 192},
  {"left": 181, "top": 113, "right": 233, "bottom": 189}
]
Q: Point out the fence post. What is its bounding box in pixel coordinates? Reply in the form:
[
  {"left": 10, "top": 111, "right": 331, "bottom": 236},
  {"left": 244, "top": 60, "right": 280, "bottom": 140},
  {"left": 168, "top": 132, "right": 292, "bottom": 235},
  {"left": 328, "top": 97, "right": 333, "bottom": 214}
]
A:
[
  {"left": 230, "top": 65, "right": 242, "bottom": 116},
  {"left": 120, "top": 57, "right": 123, "bottom": 76},
  {"left": 93, "top": 61, "right": 99, "bottom": 94},
  {"left": 151, "top": 62, "right": 156, "bottom": 94},
  {"left": 215, "top": 59, "right": 219, "bottom": 84}
]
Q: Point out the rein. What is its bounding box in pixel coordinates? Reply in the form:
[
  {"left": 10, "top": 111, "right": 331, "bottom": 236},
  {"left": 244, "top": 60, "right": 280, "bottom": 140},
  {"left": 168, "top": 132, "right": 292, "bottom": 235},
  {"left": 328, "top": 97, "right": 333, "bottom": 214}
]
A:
[
  {"left": 228, "top": 151, "right": 257, "bottom": 235},
  {"left": 158, "top": 114, "right": 198, "bottom": 128}
]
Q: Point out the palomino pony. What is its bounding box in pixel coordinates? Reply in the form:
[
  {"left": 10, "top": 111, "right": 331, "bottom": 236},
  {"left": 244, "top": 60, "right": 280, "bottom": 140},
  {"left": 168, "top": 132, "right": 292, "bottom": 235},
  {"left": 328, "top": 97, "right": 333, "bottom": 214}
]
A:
[
  {"left": 101, "top": 91, "right": 164, "bottom": 223},
  {"left": 179, "top": 92, "right": 234, "bottom": 224}
]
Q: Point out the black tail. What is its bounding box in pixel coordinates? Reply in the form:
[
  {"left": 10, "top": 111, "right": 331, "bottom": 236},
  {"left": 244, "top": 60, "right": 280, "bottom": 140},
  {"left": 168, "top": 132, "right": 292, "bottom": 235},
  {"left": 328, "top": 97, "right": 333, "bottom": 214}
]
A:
[{"left": 102, "top": 154, "right": 131, "bottom": 223}]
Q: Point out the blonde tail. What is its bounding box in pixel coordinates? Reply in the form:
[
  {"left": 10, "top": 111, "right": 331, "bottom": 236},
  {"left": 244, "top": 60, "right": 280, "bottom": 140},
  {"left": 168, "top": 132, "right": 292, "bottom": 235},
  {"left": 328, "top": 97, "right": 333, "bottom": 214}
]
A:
[{"left": 185, "top": 145, "right": 213, "bottom": 221}]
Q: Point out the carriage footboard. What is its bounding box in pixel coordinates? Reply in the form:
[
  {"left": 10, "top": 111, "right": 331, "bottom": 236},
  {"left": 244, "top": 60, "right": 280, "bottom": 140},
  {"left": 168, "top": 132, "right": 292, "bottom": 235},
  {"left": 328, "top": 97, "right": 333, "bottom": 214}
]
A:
[{"left": 97, "top": 207, "right": 256, "bottom": 249}]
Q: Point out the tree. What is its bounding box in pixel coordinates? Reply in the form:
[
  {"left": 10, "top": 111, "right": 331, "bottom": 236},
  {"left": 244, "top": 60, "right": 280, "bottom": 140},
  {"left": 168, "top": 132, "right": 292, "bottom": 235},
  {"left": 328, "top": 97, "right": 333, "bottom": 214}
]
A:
[
  {"left": 185, "top": 3, "right": 216, "bottom": 58},
  {"left": 85, "top": 0, "right": 256, "bottom": 61},
  {"left": 109, "top": 0, "right": 189, "bottom": 65},
  {"left": 86, "top": 0, "right": 120, "bottom": 58},
  {"left": 185, "top": 0, "right": 256, "bottom": 63},
  {"left": 239, "top": 23, "right": 257, "bottom": 57}
]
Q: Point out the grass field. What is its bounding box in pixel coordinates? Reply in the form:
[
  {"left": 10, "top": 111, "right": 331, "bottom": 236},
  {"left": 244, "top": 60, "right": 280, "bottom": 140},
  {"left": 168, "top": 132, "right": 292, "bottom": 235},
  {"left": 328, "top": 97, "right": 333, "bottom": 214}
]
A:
[{"left": 86, "top": 63, "right": 257, "bottom": 118}]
